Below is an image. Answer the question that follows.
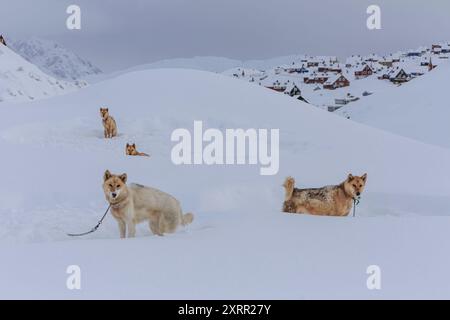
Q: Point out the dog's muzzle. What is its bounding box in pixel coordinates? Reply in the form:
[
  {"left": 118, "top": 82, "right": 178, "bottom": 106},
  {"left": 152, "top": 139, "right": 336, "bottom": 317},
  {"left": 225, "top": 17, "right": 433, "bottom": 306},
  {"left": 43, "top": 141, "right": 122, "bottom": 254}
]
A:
[{"left": 111, "top": 190, "right": 120, "bottom": 199}]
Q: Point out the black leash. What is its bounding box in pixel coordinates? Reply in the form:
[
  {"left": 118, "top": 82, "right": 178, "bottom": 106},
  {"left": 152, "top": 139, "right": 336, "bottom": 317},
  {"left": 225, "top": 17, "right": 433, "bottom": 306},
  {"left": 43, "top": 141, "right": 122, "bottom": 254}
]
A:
[
  {"left": 352, "top": 197, "right": 360, "bottom": 217},
  {"left": 67, "top": 204, "right": 111, "bottom": 237}
]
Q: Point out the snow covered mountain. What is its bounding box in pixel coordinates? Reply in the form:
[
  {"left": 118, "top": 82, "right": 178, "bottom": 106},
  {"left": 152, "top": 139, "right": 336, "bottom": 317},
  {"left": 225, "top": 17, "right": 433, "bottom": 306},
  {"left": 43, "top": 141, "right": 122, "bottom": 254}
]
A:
[
  {"left": 338, "top": 60, "right": 450, "bottom": 148},
  {"left": 1, "top": 68, "right": 450, "bottom": 298},
  {"left": 0, "top": 43, "right": 87, "bottom": 103},
  {"left": 10, "top": 37, "right": 102, "bottom": 81}
]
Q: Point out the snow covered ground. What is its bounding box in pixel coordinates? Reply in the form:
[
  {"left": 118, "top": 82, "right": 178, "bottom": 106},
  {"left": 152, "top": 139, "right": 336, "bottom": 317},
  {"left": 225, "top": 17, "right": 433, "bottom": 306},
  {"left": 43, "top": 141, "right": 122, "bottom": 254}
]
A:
[
  {"left": 1, "top": 68, "right": 450, "bottom": 299},
  {"left": 0, "top": 44, "right": 86, "bottom": 103},
  {"left": 338, "top": 60, "right": 450, "bottom": 148}
]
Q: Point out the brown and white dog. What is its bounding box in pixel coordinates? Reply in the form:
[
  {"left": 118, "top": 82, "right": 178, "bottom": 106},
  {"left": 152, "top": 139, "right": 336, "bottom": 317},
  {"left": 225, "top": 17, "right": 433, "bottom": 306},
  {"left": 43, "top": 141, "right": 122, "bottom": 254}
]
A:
[
  {"left": 100, "top": 107, "right": 117, "bottom": 138},
  {"left": 126, "top": 143, "right": 150, "bottom": 157},
  {"left": 282, "top": 173, "right": 367, "bottom": 216},
  {"left": 103, "top": 170, "right": 194, "bottom": 238}
]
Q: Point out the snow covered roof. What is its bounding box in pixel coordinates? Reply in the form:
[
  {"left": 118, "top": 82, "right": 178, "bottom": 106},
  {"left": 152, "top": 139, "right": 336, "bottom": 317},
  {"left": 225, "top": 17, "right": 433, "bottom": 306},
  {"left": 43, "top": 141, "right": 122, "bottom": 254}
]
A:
[{"left": 324, "top": 74, "right": 347, "bottom": 85}]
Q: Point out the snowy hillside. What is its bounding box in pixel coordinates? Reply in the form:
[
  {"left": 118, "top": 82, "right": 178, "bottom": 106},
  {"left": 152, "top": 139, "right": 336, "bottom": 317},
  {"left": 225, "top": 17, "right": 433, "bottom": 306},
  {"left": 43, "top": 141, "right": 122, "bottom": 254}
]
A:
[
  {"left": 1, "top": 69, "right": 450, "bottom": 298},
  {"left": 10, "top": 37, "right": 102, "bottom": 81},
  {"left": 129, "top": 56, "right": 241, "bottom": 73},
  {"left": 87, "top": 55, "right": 323, "bottom": 83},
  {"left": 0, "top": 44, "right": 86, "bottom": 103},
  {"left": 87, "top": 56, "right": 241, "bottom": 82},
  {"left": 220, "top": 43, "right": 450, "bottom": 113},
  {"left": 338, "top": 60, "right": 450, "bottom": 148},
  {"left": 100, "top": 55, "right": 315, "bottom": 74}
]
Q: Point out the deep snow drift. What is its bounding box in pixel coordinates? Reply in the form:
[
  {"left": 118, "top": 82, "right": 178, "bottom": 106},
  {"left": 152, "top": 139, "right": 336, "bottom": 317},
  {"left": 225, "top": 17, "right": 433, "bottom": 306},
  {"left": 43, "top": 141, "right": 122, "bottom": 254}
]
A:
[
  {"left": 338, "top": 61, "right": 450, "bottom": 148},
  {"left": 1, "top": 68, "right": 450, "bottom": 298}
]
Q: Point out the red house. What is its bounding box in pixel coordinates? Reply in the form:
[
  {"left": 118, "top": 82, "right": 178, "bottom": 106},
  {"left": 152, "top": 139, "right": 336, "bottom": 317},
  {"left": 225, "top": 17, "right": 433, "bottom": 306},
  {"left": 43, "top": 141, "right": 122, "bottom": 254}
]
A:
[
  {"left": 323, "top": 75, "right": 350, "bottom": 90},
  {"left": 354, "top": 65, "right": 373, "bottom": 79}
]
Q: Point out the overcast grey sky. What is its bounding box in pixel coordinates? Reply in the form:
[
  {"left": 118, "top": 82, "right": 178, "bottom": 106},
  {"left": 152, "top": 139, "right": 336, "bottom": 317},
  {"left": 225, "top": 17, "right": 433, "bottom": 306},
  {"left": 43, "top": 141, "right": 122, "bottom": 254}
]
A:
[{"left": 1, "top": 0, "right": 449, "bottom": 71}]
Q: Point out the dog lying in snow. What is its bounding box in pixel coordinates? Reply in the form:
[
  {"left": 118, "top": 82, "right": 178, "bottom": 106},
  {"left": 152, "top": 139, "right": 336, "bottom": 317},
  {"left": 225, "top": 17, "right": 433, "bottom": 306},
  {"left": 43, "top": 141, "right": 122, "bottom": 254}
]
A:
[
  {"left": 126, "top": 143, "right": 150, "bottom": 157},
  {"left": 282, "top": 173, "right": 367, "bottom": 216},
  {"left": 103, "top": 170, "right": 194, "bottom": 238},
  {"left": 100, "top": 107, "right": 117, "bottom": 138}
]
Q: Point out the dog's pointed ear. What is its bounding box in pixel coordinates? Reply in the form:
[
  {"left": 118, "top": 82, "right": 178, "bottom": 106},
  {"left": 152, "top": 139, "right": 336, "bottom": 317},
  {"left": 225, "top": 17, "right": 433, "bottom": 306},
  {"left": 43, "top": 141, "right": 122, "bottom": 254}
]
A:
[
  {"left": 132, "top": 143, "right": 136, "bottom": 148},
  {"left": 104, "top": 170, "right": 112, "bottom": 182},
  {"left": 347, "top": 174, "right": 354, "bottom": 181},
  {"left": 126, "top": 143, "right": 129, "bottom": 147},
  {"left": 361, "top": 173, "right": 367, "bottom": 182},
  {"left": 119, "top": 173, "right": 127, "bottom": 183},
  {"left": 106, "top": 108, "right": 109, "bottom": 112}
]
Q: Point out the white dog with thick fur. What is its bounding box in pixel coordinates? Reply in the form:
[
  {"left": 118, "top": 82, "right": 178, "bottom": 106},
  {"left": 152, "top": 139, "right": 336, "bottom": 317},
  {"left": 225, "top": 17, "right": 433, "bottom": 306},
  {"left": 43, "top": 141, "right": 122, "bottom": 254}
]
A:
[{"left": 103, "top": 170, "right": 194, "bottom": 238}]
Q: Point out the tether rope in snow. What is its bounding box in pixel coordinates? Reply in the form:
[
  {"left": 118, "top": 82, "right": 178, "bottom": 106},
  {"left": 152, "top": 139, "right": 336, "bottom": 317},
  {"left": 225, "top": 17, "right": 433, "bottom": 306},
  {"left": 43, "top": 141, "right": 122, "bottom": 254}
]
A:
[
  {"left": 67, "top": 204, "right": 111, "bottom": 237},
  {"left": 352, "top": 197, "right": 360, "bottom": 217}
]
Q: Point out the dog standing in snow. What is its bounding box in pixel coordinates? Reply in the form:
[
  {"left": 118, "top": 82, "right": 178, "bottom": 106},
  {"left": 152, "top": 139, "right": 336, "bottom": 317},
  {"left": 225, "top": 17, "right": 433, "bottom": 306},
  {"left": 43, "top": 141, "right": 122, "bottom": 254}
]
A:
[
  {"left": 103, "top": 170, "right": 194, "bottom": 238},
  {"left": 282, "top": 173, "right": 367, "bottom": 216},
  {"left": 100, "top": 107, "right": 117, "bottom": 138},
  {"left": 126, "top": 143, "right": 150, "bottom": 157}
]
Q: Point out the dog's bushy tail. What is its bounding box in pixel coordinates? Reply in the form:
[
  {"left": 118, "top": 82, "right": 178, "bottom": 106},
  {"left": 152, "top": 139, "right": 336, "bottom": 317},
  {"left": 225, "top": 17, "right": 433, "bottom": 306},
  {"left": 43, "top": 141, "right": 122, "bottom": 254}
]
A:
[
  {"left": 182, "top": 212, "right": 194, "bottom": 226},
  {"left": 283, "top": 176, "right": 295, "bottom": 201}
]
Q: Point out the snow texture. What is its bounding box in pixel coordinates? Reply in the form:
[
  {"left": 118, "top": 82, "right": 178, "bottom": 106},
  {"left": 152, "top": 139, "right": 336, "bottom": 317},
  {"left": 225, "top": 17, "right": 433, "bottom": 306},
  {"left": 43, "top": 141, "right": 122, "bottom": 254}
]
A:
[{"left": 1, "top": 68, "right": 450, "bottom": 298}]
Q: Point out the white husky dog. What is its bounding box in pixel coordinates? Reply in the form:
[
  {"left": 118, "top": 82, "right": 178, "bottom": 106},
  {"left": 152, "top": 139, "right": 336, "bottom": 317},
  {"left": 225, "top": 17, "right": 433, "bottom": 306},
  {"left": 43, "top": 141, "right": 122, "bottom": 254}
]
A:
[{"left": 103, "top": 170, "right": 194, "bottom": 238}]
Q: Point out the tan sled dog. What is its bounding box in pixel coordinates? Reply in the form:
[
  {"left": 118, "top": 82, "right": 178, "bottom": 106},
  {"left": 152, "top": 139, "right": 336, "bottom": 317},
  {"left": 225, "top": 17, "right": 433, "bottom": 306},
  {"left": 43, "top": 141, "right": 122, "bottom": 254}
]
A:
[
  {"left": 126, "top": 143, "right": 150, "bottom": 157},
  {"left": 282, "top": 173, "right": 367, "bottom": 216},
  {"left": 100, "top": 107, "right": 117, "bottom": 138},
  {"left": 103, "top": 170, "right": 194, "bottom": 238}
]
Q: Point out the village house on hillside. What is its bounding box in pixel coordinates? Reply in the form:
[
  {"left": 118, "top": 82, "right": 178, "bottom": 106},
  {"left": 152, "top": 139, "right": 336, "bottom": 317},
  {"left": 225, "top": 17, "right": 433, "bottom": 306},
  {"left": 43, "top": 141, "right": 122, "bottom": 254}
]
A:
[
  {"left": 266, "top": 80, "right": 287, "bottom": 92},
  {"left": 379, "top": 60, "right": 394, "bottom": 67},
  {"left": 405, "top": 50, "right": 422, "bottom": 57},
  {"left": 334, "top": 93, "right": 360, "bottom": 106},
  {"left": 285, "top": 83, "right": 302, "bottom": 97},
  {"left": 285, "top": 65, "right": 308, "bottom": 74},
  {"left": 318, "top": 66, "right": 342, "bottom": 73},
  {"left": 0, "top": 35, "right": 6, "bottom": 46},
  {"left": 307, "top": 60, "right": 320, "bottom": 68},
  {"left": 389, "top": 68, "right": 410, "bottom": 84},
  {"left": 323, "top": 74, "right": 350, "bottom": 90},
  {"left": 432, "top": 44, "right": 442, "bottom": 54},
  {"left": 441, "top": 44, "right": 450, "bottom": 54},
  {"left": 284, "top": 83, "right": 309, "bottom": 103},
  {"left": 354, "top": 65, "right": 373, "bottom": 79},
  {"left": 364, "top": 54, "right": 380, "bottom": 63},
  {"left": 304, "top": 74, "right": 329, "bottom": 84}
]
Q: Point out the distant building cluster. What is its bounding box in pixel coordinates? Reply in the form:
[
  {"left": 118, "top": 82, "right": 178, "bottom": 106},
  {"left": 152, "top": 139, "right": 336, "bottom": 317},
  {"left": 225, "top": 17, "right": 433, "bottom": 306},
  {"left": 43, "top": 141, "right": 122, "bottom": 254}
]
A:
[{"left": 225, "top": 41, "right": 449, "bottom": 112}]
